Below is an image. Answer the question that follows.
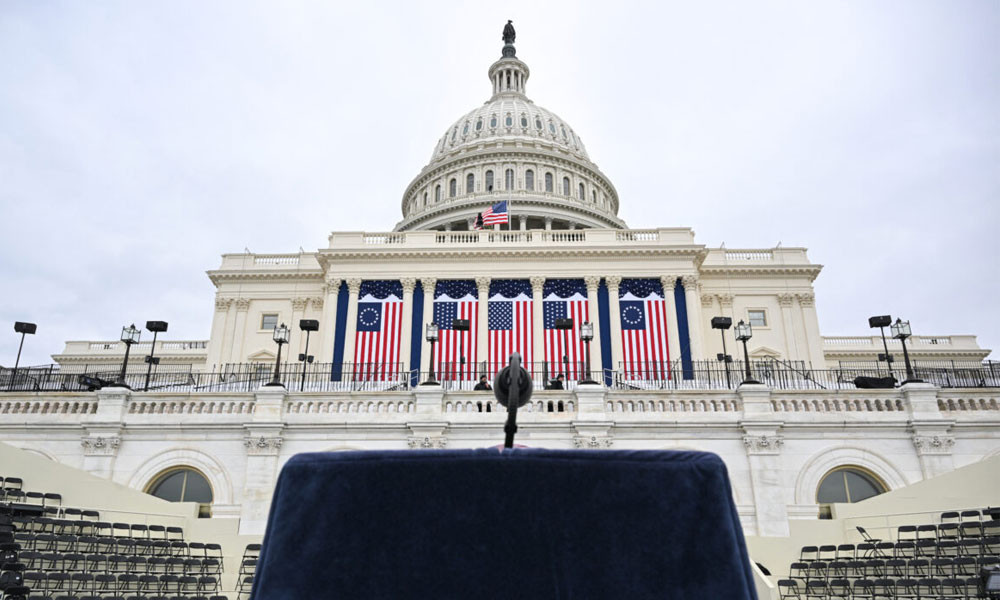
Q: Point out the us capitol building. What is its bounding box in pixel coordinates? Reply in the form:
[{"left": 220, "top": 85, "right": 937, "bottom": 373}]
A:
[{"left": 2, "top": 26, "right": 996, "bottom": 544}]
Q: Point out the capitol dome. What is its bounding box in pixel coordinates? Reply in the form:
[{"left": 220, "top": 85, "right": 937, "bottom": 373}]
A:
[{"left": 395, "top": 29, "right": 625, "bottom": 232}]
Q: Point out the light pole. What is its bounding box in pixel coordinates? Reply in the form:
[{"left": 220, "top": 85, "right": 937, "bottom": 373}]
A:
[
  {"left": 9, "top": 322, "right": 37, "bottom": 391},
  {"left": 579, "top": 321, "right": 595, "bottom": 384},
  {"left": 118, "top": 324, "right": 141, "bottom": 388},
  {"left": 453, "top": 319, "right": 470, "bottom": 379},
  {"left": 891, "top": 318, "right": 921, "bottom": 384},
  {"left": 711, "top": 316, "right": 733, "bottom": 389},
  {"left": 143, "top": 321, "right": 168, "bottom": 392},
  {"left": 868, "top": 315, "right": 894, "bottom": 377},
  {"left": 734, "top": 320, "right": 759, "bottom": 385},
  {"left": 555, "top": 318, "right": 573, "bottom": 377},
  {"left": 423, "top": 322, "right": 439, "bottom": 385},
  {"left": 298, "top": 319, "right": 319, "bottom": 391},
  {"left": 266, "top": 323, "right": 290, "bottom": 387}
]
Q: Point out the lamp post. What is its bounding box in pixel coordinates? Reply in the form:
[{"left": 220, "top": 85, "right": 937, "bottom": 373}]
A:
[
  {"left": 579, "top": 321, "right": 595, "bottom": 384},
  {"left": 298, "top": 319, "right": 319, "bottom": 391},
  {"left": 266, "top": 323, "right": 290, "bottom": 387},
  {"left": 9, "top": 322, "right": 37, "bottom": 391},
  {"left": 711, "top": 316, "right": 733, "bottom": 389},
  {"left": 423, "top": 322, "right": 439, "bottom": 385},
  {"left": 118, "top": 324, "right": 141, "bottom": 388},
  {"left": 734, "top": 320, "right": 759, "bottom": 385},
  {"left": 891, "top": 318, "right": 921, "bottom": 384},
  {"left": 453, "top": 319, "right": 470, "bottom": 379},
  {"left": 554, "top": 318, "right": 574, "bottom": 377},
  {"left": 142, "top": 321, "right": 168, "bottom": 392},
  {"left": 868, "top": 315, "right": 894, "bottom": 378}
]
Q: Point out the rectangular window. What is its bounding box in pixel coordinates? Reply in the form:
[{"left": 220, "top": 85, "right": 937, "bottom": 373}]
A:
[
  {"left": 261, "top": 314, "right": 278, "bottom": 330},
  {"left": 748, "top": 310, "right": 767, "bottom": 327}
]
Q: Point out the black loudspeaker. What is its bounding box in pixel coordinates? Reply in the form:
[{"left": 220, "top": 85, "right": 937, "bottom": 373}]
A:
[
  {"left": 13, "top": 322, "right": 36, "bottom": 335},
  {"left": 868, "top": 315, "right": 892, "bottom": 328},
  {"left": 299, "top": 319, "right": 319, "bottom": 331},
  {"left": 711, "top": 317, "right": 732, "bottom": 330}
]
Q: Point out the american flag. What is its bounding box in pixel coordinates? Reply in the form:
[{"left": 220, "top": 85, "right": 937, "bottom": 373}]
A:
[
  {"left": 619, "top": 278, "right": 671, "bottom": 380},
  {"left": 486, "top": 279, "right": 533, "bottom": 377},
  {"left": 433, "top": 280, "right": 479, "bottom": 381},
  {"left": 542, "top": 279, "right": 589, "bottom": 381},
  {"left": 353, "top": 280, "right": 404, "bottom": 381},
  {"left": 475, "top": 200, "right": 509, "bottom": 228}
]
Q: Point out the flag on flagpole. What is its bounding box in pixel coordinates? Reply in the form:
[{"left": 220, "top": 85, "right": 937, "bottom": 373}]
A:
[{"left": 476, "top": 200, "right": 508, "bottom": 228}]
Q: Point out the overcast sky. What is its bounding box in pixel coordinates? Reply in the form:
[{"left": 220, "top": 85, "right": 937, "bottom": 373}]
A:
[{"left": 1, "top": 1, "right": 997, "bottom": 366}]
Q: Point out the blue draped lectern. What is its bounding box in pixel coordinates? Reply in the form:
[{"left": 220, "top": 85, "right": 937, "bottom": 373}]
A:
[{"left": 250, "top": 448, "right": 757, "bottom": 599}]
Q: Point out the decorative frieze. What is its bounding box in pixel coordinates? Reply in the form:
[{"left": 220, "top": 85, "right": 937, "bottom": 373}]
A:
[
  {"left": 912, "top": 434, "right": 955, "bottom": 455},
  {"left": 407, "top": 436, "right": 448, "bottom": 449},
  {"left": 80, "top": 436, "right": 121, "bottom": 456},
  {"left": 573, "top": 435, "right": 613, "bottom": 449},
  {"left": 742, "top": 434, "right": 784, "bottom": 455},
  {"left": 244, "top": 436, "right": 284, "bottom": 456}
]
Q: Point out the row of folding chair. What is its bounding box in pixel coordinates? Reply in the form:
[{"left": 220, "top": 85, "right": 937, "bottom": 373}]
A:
[
  {"left": 780, "top": 576, "right": 981, "bottom": 599},
  {"left": 940, "top": 508, "right": 1000, "bottom": 523},
  {"left": 17, "top": 552, "right": 222, "bottom": 576},
  {"left": 3, "top": 594, "right": 229, "bottom": 600},
  {"left": 14, "top": 535, "right": 214, "bottom": 559},
  {"left": 0, "top": 492, "right": 62, "bottom": 508},
  {"left": 802, "top": 536, "right": 999, "bottom": 562},
  {"left": 15, "top": 520, "right": 184, "bottom": 541},
  {"left": 790, "top": 555, "right": 999, "bottom": 582},
  {"left": 21, "top": 572, "right": 219, "bottom": 595},
  {"left": 0, "top": 478, "right": 24, "bottom": 491}
]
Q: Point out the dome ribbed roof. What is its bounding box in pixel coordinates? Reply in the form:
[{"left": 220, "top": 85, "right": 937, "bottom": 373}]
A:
[{"left": 430, "top": 98, "right": 590, "bottom": 164}]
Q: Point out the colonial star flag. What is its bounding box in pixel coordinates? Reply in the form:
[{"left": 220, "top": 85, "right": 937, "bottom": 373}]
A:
[
  {"left": 542, "top": 279, "right": 589, "bottom": 381},
  {"left": 432, "top": 280, "right": 479, "bottom": 381},
  {"left": 474, "top": 200, "right": 509, "bottom": 228},
  {"left": 353, "top": 280, "right": 404, "bottom": 381},
  {"left": 619, "top": 278, "right": 671, "bottom": 381},
  {"left": 486, "top": 279, "right": 533, "bottom": 377}
]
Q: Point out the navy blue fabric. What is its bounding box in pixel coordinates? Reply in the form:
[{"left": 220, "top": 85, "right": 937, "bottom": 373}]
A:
[
  {"left": 250, "top": 449, "right": 757, "bottom": 600},
  {"left": 330, "top": 281, "right": 348, "bottom": 381},
  {"left": 597, "top": 280, "right": 613, "bottom": 386},
  {"left": 408, "top": 281, "right": 423, "bottom": 387},
  {"left": 673, "top": 278, "right": 694, "bottom": 379}
]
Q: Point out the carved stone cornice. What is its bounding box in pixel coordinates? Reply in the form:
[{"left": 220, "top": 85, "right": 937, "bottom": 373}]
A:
[
  {"left": 742, "top": 434, "right": 784, "bottom": 455},
  {"left": 912, "top": 434, "right": 955, "bottom": 455},
  {"left": 235, "top": 298, "right": 251, "bottom": 312},
  {"left": 346, "top": 278, "right": 362, "bottom": 294},
  {"left": 573, "top": 435, "right": 613, "bottom": 449},
  {"left": 215, "top": 298, "right": 233, "bottom": 312},
  {"left": 407, "top": 436, "right": 448, "bottom": 449},
  {"left": 81, "top": 436, "right": 121, "bottom": 456},
  {"left": 291, "top": 297, "right": 308, "bottom": 311},
  {"left": 244, "top": 436, "right": 284, "bottom": 456},
  {"left": 400, "top": 278, "right": 417, "bottom": 294},
  {"left": 777, "top": 293, "right": 795, "bottom": 308},
  {"left": 796, "top": 293, "right": 815, "bottom": 307},
  {"left": 584, "top": 275, "right": 602, "bottom": 290}
]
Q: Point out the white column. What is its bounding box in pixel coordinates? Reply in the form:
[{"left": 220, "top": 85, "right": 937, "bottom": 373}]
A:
[
  {"left": 606, "top": 276, "right": 623, "bottom": 373},
  {"left": 661, "top": 276, "right": 682, "bottom": 370},
  {"left": 584, "top": 276, "right": 604, "bottom": 380},
  {"left": 230, "top": 299, "right": 251, "bottom": 364},
  {"left": 544, "top": 217, "right": 553, "bottom": 231},
  {"left": 530, "top": 276, "right": 545, "bottom": 372},
  {"left": 317, "top": 279, "right": 340, "bottom": 364},
  {"left": 475, "top": 277, "right": 490, "bottom": 373},
  {"left": 209, "top": 298, "right": 233, "bottom": 369},
  {"left": 291, "top": 298, "right": 308, "bottom": 356},
  {"left": 777, "top": 294, "right": 797, "bottom": 363},
  {"left": 399, "top": 278, "right": 416, "bottom": 376},
  {"left": 341, "top": 279, "right": 362, "bottom": 374},
  {"left": 796, "top": 293, "right": 826, "bottom": 368},
  {"left": 682, "top": 275, "right": 704, "bottom": 362},
  {"left": 519, "top": 216, "right": 527, "bottom": 231},
  {"left": 420, "top": 278, "right": 437, "bottom": 374}
]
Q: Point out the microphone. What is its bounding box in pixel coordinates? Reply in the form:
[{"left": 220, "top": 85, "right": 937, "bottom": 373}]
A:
[{"left": 493, "top": 352, "right": 533, "bottom": 448}]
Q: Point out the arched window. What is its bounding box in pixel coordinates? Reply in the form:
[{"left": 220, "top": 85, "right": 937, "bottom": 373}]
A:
[
  {"left": 545, "top": 172, "right": 553, "bottom": 192},
  {"left": 435, "top": 185, "right": 441, "bottom": 203},
  {"left": 422, "top": 192, "right": 427, "bottom": 207},
  {"left": 462, "top": 121, "right": 469, "bottom": 135},
  {"left": 578, "top": 183, "right": 585, "bottom": 200},
  {"left": 525, "top": 169, "right": 534, "bottom": 191},
  {"left": 490, "top": 115, "right": 497, "bottom": 128},
  {"left": 466, "top": 173, "right": 475, "bottom": 194},
  {"left": 451, "top": 127, "right": 457, "bottom": 143},
  {"left": 146, "top": 467, "right": 213, "bottom": 517},
  {"left": 562, "top": 177, "right": 570, "bottom": 196},
  {"left": 549, "top": 121, "right": 556, "bottom": 134},
  {"left": 485, "top": 170, "right": 494, "bottom": 192},
  {"left": 505, "top": 113, "right": 512, "bottom": 127},
  {"left": 505, "top": 169, "right": 514, "bottom": 190},
  {"left": 449, "top": 178, "right": 457, "bottom": 198},
  {"left": 535, "top": 118, "right": 542, "bottom": 130},
  {"left": 592, "top": 190, "right": 597, "bottom": 204},
  {"left": 520, "top": 115, "right": 528, "bottom": 128},
  {"left": 817, "top": 467, "right": 887, "bottom": 505},
  {"left": 475, "top": 118, "right": 483, "bottom": 131}
]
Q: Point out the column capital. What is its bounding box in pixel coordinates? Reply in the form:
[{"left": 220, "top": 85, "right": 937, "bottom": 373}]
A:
[
  {"left": 422, "top": 277, "right": 437, "bottom": 293},
  {"left": 660, "top": 276, "right": 677, "bottom": 292},
  {"left": 605, "top": 275, "right": 622, "bottom": 290},
  {"left": 291, "top": 297, "right": 308, "bottom": 311},
  {"left": 911, "top": 434, "right": 955, "bottom": 456},
  {"left": 529, "top": 276, "right": 546, "bottom": 290},
  {"left": 475, "top": 276, "right": 491, "bottom": 292},
  {"left": 235, "top": 298, "right": 251, "bottom": 312},
  {"left": 777, "top": 293, "right": 795, "bottom": 307},
  {"left": 718, "top": 293, "right": 734, "bottom": 308},
  {"left": 309, "top": 296, "right": 324, "bottom": 310},
  {"left": 680, "top": 274, "right": 699, "bottom": 288},
  {"left": 700, "top": 293, "right": 715, "bottom": 308},
  {"left": 796, "top": 292, "right": 815, "bottom": 307},
  {"left": 215, "top": 297, "right": 233, "bottom": 312},
  {"left": 346, "top": 278, "right": 362, "bottom": 294},
  {"left": 400, "top": 278, "right": 417, "bottom": 294},
  {"left": 584, "top": 275, "right": 602, "bottom": 290}
]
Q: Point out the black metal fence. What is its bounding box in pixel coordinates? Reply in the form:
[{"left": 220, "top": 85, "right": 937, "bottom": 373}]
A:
[{"left": 1, "top": 360, "right": 997, "bottom": 393}]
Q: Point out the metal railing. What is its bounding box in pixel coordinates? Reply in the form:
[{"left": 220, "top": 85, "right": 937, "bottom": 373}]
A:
[{"left": 1, "top": 360, "right": 998, "bottom": 394}]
